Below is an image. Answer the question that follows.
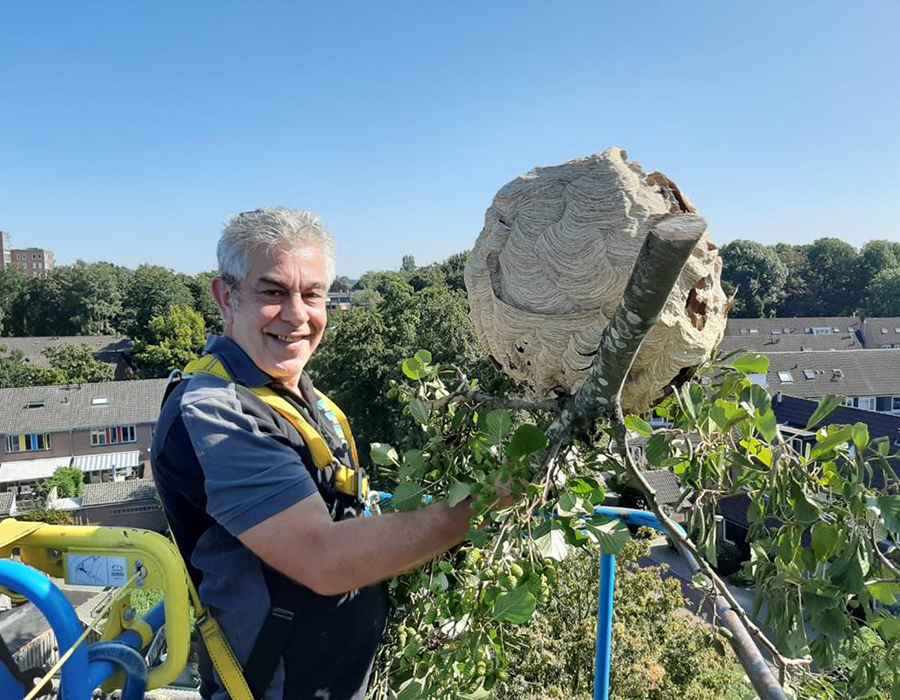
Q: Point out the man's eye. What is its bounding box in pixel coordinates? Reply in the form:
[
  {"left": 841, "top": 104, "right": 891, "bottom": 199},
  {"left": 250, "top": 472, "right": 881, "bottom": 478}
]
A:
[{"left": 262, "top": 289, "right": 284, "bottom": 298}]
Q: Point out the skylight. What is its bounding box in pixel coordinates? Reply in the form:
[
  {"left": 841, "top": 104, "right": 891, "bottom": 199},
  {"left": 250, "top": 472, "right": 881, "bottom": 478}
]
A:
[
  {"left": 749, "top": 328, "right": 759, "bottom": 334},
  {"left": 778, "top": 371, "right": 794, "bottom": 383},
  {"left": 25, "top": 400, "right": 45, "bottom": 409},
  {"left": 804, "top": 370, "right": 816, "bottom": 380},
  {"left": 91, "top": 397, "right": 109, "bottom": 406}
]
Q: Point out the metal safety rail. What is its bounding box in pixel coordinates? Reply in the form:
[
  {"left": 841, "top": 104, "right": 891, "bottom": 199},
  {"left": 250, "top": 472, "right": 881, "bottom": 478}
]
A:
[{"left": 0, "top": 519, "right": 195, "bottom": 700}]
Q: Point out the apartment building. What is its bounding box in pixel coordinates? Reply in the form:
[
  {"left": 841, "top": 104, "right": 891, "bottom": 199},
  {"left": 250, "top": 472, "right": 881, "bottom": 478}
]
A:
[
  {"left": 0, "top": 379, "right": 167, "bottom": 503},
  {"left": 8, "top": 247, "right": 54, "bottom": 276}
]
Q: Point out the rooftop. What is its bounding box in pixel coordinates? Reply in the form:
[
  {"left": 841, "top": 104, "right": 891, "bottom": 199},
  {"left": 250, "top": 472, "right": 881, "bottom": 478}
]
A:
[
  {"left": 724, "top": 317, "right": 860, "bottom": 336},
  {"left": 0, "top": 336, "right": 132, "bottom": 367},
  {"left": 861, "top": 317, "right": 900, "bottom": 350},
  {"left": 762, "top": 349, "right": 900, "bottom": 399},
  {"left": 81, "top": 478, "right": 158, "bottom": 508},
  {"left": 0, "top": 379, "right": 167, "bottom": 435},
  {"left": 719, "top": 332, "right": 862, "bottom": 354}
]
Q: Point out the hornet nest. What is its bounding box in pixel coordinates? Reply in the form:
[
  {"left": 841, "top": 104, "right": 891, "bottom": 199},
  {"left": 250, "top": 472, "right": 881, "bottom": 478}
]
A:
[{"left": 463, "top": 147, "right": 728, "bottom": 414}]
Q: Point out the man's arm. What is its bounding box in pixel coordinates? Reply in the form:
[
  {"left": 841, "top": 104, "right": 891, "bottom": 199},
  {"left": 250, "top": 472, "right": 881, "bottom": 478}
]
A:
[{"left": 238, "top": 495, "right": 473, "bottom": 596}]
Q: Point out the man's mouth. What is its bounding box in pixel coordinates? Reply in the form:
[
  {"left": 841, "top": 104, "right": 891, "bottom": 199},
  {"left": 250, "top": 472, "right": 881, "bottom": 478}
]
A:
[{"left": 268, "top": 332, "right": 308, "bottom": 344}]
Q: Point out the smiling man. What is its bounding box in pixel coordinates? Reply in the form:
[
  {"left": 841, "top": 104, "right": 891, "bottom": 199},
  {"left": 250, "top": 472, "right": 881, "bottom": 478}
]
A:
[{"left": 151, "top": 208, "right": 476, "bottom": 700}]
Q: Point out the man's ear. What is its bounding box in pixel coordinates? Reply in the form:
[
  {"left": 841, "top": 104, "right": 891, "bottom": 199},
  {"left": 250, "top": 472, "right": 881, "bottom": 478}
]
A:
[{"left": 211, "top": 277, "right": 236, "bottom": 330}]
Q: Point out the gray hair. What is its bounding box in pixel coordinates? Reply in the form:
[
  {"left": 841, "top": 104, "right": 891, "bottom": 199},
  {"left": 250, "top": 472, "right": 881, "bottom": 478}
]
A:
[{"left": 217, "top": 207, "right": 337, "bottom": 290}]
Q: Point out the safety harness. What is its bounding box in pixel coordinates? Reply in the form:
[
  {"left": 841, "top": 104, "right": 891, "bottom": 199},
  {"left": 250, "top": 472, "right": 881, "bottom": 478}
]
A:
[{"left": 166, "top": 354, "right": 370, "bottom": 700}]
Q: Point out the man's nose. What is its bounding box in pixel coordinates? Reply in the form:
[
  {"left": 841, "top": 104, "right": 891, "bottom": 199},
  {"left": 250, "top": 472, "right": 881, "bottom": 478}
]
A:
[{"left": 282, "top": 293, "right": 310, "bottom": 325}]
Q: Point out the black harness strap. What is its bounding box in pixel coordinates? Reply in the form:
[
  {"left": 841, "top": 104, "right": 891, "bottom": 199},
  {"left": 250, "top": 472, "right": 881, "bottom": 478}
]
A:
[{"left": 243, "top": 566, "right": 299, "bottom": 699}]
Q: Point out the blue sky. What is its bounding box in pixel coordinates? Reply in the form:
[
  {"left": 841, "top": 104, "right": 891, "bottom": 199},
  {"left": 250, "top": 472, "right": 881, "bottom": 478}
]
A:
[{"left": 1, "top": 1, "right": 898, "bottom": 278}]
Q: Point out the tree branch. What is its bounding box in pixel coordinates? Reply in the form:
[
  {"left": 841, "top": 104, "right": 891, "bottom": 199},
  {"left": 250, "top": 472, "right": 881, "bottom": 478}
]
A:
[{"left": 546, "top": 213, "right": 708, "bottom": 444}]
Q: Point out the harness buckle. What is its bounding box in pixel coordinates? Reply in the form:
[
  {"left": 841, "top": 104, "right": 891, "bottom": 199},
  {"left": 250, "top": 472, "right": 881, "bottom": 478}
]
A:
[{"left": 357, "top": 467, "right": 367, "bottom": 502}]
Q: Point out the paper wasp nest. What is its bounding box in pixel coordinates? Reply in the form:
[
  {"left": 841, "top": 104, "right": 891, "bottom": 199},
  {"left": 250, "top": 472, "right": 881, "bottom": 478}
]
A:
[{"left": 464, "top": 148, "right": 727, "bottom": 413}]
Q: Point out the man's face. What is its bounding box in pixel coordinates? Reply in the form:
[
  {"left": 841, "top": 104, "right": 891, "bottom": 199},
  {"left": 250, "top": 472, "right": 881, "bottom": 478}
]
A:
[{"left": 214, "top": 244, "right": 329, "bottom": 389}]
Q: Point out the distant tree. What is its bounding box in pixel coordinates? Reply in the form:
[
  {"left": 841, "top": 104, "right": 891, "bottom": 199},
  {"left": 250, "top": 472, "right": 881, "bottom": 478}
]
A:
[
  {"left": 122, "top": 265, "right": 195, "bottom": 340},
  {"left": 309, "top": 277, "right": 494, "bottom": 463},
  {"left": 131, "top": 305, "right": 206, "bottom": 377},
  {"left": 0, "top": 354, "right": 63, "bottom": 388},
  {"left": 804, "top": 238, "right": 860, "bottom": 316},
  {"left": 330, "top": 276, "right": 353, "bottom": 293},
  {"left": 17, "top": 506, "right": 73, "bottom": 525},
  {"left": 0, "top": 266, "right": 27, "bottom": 336},
  {"left": 439, "top": 251, "right": 469, "bottom": 292},
  {"left": 42, "top": 343, "right": 114, "bottom": 384},
  {"left": 184, "top": 270, "right": 222, "bottom": 336},
  {"left": 7, "top": 270, "right": 67, "bottom": 335},
  {"left": 773, "top": 243, "right": 814, "bottom": 317},
  {"left": 857, "top": 240, "right": 900, "bottom": 283},
  {"left": 863, "top": 268, "right": 900, "bottom": 317},
  {"left": 401, "top": 254, "right": 416, "bottom": 272},
  {"left": 720, "top": 240, "right": 788, "bottom": 317}
]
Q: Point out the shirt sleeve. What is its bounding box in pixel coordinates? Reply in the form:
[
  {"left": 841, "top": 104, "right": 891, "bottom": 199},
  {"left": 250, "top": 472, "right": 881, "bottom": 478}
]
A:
[{"left": 180, "top": 385, "right": 319, "bottom": 536}]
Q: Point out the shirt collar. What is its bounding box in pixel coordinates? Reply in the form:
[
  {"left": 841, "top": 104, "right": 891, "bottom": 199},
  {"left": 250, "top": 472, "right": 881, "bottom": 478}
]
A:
[{"left": 202, "top": 335, "right": 277, "bottom": 389}]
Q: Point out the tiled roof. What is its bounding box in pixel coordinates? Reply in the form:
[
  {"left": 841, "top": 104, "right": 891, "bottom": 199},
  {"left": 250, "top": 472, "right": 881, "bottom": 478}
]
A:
[
  {"left": 0, "top": 379, "right": 167, "bottom": 435},
  {"left": 862, "top": 318, "right": 900, "bottom": 349},
  {"left": 724, "top": 317, "right": 860, "bottom": 336},
  {"left": 81, "top": 478, "right": 159, "bottom": 507},
  {"left": 0, "top": 336, "right": 133, "bottom": 367},
  {"left": 639, "top": 469, "right": 684, "bottom": 506},
  {"left": 763, "top": 349, "right": 900, "bottom": 399},
  {"left": 719, "top": 332, "right": 862, "bottom": 353}
]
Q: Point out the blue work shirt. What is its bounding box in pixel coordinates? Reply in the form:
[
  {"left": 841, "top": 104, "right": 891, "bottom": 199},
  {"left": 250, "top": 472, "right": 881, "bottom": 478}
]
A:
[{"left": 152, "top": 336, "right": 387, "bottom": 700}]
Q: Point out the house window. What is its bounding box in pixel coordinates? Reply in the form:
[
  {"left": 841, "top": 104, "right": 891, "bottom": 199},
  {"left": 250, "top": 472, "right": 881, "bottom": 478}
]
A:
[
  {"left": 777, "top": 371, "right": 794, "bottom": 383},
  {"left": 5, "top": 433, "right": 52, "bottom": 453},
  {"left": 91, "top": 397, "right": 109, "bottom": 406},
  {"left": 110, "top": 504, "right": 161, "bottom": 516},
  {"left": 812, "top": 327, "right": 832, "bottom": 335},
  {"left": 857, "top": 397, "right": 876, "bottom": 411},
  {"left": 90, "top": 425, "right": 137, "bottom": 446},
  {"left": 893, "top": 397, "right": 900, "bottom": 413}
]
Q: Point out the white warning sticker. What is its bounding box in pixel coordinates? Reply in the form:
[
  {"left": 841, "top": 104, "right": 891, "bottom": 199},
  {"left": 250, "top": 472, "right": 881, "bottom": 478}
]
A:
[{"left": 66, "top": 554, "right": 129, "bottom": 587}]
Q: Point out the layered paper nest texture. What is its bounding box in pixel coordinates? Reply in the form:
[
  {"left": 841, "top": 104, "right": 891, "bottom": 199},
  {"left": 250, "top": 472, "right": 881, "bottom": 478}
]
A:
[{"left": 464, "top": 147, "right": 728, "bottom": 413}]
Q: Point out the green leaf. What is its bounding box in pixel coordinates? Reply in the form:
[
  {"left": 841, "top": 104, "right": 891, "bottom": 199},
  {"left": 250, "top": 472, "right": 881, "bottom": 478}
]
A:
[
  {"left": 431, "top": 572, "right": 449, "bottom": 591},
  {"left": 815, "top": 607, "right": 847, "bottom": 641},
  {"left": 399, "top": 449, "right": 426, "bottom": 479},
  {"left": 507, "top": 424, "right": 548, "bottom": 459},
  {"left": 806, "top": 395, "right": 843, "bottom": 430},
  {"left": 829, "top": 551, "right": 865, "bottom": 593},
  {"left": 809, "top": 425, "right": 852, "bottom": 460},
  {"left": 755, "top": 408, "right": 778, "bottom": 443},
  {"left": 402, "top": 357, "right": 424, "bottom": 380},
  {"left": 414, "top": 349, "right": 432, "bottom": 365},
  {"left": 492, "top": 584, "right": 536, "bottom": 623},
  {"left": 556, "top": 491, "right": 581, "bottom": 516},
  {"left": 624, "top": 415, "right": 653, "bottom": 437},
  {"left": 535, "top": 522, "right": 570, "bottom": 561},
  {"left": 587, "top": 518, "right": 631, "bottom": 555},
  {"left": 447, "top": 481, "right": 471, "bottom": 507},
  {"left": 408, "top": 398, "right": 429, "bottom": 425},
  {"left": 645, "top": 434, "right": 671, "bottom": 466},
  {"left": 395, "top": 678, "right": 425, "bottom": 700},
  {"left": 811, "top": 522, "right": 840, "bottom": 561},
  {"left": 484, "top": 409, "right": 512, "bottom": 443},
  {"left": 748, "top": 384, "right": 771, "bottom": 414},
  {"left": 729, "top": 352, "right": 770, "bottom": 375},
  {"left": 869, "top": 581, "right": 900, "bottom": 605},
  {"left": 392, "top": 481, "right": 425, "bottom": 511},
  {"left": 878, "top": 496, "right": 900, "bottom": 533},
  {"left": 791, "top": 482, "right": 820, "bottom": 524},
  {"left": 370, "top": 442, "right": 399, "bottom": 466},
  {"left": 851, "top": 422, "right": 870, "bottom": 451}
]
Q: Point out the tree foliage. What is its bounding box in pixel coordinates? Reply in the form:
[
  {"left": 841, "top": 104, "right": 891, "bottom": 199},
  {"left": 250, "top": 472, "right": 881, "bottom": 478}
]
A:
[
  {"left": 36, "top": 466, "right": 85, "bottom": 499},
  {"left": 0, "top": 342, "right": 113, "bottom": 388},
  {"left": 720, "top": 240, "right": 788, "bottom": 317},
  {"left": 131, "top": 305, "right": 207, "bottom": 377},
  {"left": 122, "top": 264, "right": 195, "bottom": 340}
]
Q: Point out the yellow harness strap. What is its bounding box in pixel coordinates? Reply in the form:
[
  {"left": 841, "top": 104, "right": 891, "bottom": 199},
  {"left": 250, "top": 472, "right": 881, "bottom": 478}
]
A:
[
  {"left": 195, "top": 610, "right": 256, "bottom": 700},
  {"left": 182, "top": 355, "right": 367, "bottom": 500}
]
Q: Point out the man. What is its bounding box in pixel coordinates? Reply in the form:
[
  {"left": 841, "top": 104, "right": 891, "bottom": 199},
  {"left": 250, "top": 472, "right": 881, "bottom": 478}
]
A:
[{"left": 152, "top": 208, "right": 476, "bottom": 700}]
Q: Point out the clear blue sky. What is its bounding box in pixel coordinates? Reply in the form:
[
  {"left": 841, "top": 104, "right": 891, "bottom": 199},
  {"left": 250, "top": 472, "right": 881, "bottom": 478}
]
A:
[{"left": 1, "top": 1, "right": 898, "bottom": 278}]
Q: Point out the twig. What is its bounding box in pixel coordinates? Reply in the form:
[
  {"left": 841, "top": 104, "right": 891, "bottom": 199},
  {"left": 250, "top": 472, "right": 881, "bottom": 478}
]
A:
[
  {"left": 425, "top": 390, "right": 559, "bottom": 413},
  {"left": 614, "top": 420, "right": 807, "bottom": 680}
]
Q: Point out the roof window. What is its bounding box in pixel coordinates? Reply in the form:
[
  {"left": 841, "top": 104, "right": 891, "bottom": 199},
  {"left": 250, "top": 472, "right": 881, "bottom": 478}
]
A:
[
  {"left": 895, "top": 328, "right": 900, "bottom": 333},
  {"left": 804, "top": 370, "right": 816, "bottom": 380},
  {"left": 749, "top": 328, "right": 759, "bottom": 334},
  {"left": 778, "top": 371, "right": 794, "bottom": 383},
  {"left": 91, "top": 397, "right": 109, "bottom": 406},
  {"left": 25, "top": 400, "right": 45, "bottom": 409},
  {"left": 882, "top": 328, "right": 889, "bottom": 334},
  {"left": 771, "top": 329, "right": 781, "bottom": 335},
  {"left": 740, "top": 328, "right": 748, "bottom": 335}
]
